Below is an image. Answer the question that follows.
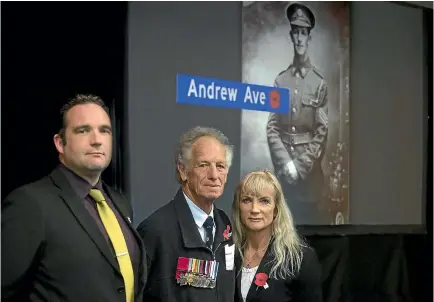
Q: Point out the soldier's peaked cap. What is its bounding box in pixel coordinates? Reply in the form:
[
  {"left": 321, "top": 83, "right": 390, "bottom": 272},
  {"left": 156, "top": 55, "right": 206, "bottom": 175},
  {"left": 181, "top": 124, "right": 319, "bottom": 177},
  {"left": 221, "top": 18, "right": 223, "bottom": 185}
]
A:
[{"left": 286, "top": 3, "right": 315, "bottom": 29}]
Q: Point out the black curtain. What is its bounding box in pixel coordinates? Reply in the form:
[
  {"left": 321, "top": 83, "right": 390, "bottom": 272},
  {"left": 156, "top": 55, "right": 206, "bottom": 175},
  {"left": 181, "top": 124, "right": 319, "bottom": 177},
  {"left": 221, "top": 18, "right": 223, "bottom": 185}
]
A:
[{"left": 1, "top": 1, "right": 127, "bottom": 199}]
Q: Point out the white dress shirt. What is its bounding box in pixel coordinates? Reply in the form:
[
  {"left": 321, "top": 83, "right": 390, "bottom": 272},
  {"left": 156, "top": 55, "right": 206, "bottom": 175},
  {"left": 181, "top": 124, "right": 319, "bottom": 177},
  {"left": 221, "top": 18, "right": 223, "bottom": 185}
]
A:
[{"left": 183, "top": 192, "right": 216, "bottom": 243}]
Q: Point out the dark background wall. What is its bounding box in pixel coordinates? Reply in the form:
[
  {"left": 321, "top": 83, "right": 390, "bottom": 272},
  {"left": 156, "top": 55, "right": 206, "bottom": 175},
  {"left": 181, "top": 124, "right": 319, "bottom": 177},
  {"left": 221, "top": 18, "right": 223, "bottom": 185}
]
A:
[
  {"left": 126, "top": 1, "right": 242, "bottom": 225},
  {"left": 1, "top": 2, "right": 432, "bottom": 302}
]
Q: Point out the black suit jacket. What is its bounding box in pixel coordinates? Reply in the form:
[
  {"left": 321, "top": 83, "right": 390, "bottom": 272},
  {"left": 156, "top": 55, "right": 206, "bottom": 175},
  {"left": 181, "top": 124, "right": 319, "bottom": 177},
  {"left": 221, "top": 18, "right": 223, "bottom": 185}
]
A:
[
  {"left": 137, "top": 188, "right": 236, "bottom": 302},
  {"left": 1, "top": 167, "right": 147, "bottom": 302},
  {"left": 235, "top": 242, "right": 322, "bottom": 302}
]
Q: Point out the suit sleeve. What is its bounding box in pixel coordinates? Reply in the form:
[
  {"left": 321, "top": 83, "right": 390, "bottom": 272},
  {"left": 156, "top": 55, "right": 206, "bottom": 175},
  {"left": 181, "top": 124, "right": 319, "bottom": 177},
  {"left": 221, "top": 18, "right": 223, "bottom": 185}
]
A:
[
  {"left": 137, "top": 216, "right": 180, "bottom": 302},
  {"left": 266, "top": 79, "right": 293, "bottom": 174},
  {"left": 136, "top": 218, "right": 163, "bottom": 302},
  {"left": 295, "top": 246, "right": 323, "bottom": 302},
  {"left": 136, "top": 220, "right": 156, "bottom": 274},
  {"left": 1, "top": 189, "right": 45, "bottom": 300},
  {"left": 293, "top": 81, "right": 328, "bottom": 180}
]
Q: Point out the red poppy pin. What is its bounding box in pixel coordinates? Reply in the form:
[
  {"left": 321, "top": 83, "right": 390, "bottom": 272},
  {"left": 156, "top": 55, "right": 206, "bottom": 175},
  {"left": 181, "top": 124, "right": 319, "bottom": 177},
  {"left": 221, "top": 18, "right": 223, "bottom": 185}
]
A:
[
  {"left": 222, "top": 225, "right": 232, "bottom": 240},
  {"left": 254, "top": 272, "right": 269, "bottom": 289}
]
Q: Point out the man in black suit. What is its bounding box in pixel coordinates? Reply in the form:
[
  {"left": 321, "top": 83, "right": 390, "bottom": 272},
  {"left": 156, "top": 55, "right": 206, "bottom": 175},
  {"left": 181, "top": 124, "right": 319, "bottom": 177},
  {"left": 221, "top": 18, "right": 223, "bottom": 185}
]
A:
[
  {"left": 2, "top": 94, "right": 147, "bottom": 302},
  {"left": 137, "top": 126, "right": 236, "bottom": 302}
]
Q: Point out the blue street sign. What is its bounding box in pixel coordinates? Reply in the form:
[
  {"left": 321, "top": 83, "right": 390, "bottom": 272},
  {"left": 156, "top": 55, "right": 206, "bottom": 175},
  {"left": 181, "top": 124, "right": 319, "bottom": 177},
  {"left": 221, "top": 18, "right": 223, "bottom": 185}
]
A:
[{"left": 176, "top": 74, "right": 290, "bottom": 114}]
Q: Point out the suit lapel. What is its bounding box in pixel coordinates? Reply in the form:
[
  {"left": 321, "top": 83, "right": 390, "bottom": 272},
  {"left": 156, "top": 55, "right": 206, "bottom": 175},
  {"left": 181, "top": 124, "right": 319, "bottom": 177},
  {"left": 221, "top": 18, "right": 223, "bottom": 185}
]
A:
[
  {"left": 246, "top": 242, "right": 274, "bottom": 301},
  {"left": 104, "top": 185, "right": 132, "bottom": 224},
  {"left": 212, "top": 207, "right": 232, "bottom": 250},
  {"left": 50, "top": 169, "right": 121, "bottom": 273},
  {"left": 173, "top": 188, "right": 232, "bottom": 252},
  {"left": 173, "top": 189, "right": 207, "bottom": 249},
  {"left": 104, "top": 184, "right": 147, "bottom": 288},
  {"left": 235, "top": 250, "right": 244, "bottom": 302}
]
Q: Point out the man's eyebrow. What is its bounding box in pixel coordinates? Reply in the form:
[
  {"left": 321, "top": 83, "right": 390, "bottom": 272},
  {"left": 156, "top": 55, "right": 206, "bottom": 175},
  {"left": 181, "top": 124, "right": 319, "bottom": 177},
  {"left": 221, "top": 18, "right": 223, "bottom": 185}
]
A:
[
  {"left": 100, "top": 124, "right": 112, "bottom": 130},
  {"left": 72, "top": 125, "right": 91, "bottom": 131},
  {"left": 71, "top": 124, "right": 112, "bottom": 132}
]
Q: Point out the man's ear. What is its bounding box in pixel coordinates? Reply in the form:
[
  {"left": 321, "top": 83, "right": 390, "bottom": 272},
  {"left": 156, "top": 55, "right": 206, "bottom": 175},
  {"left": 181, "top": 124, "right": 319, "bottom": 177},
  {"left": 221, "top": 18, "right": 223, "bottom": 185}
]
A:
[
  {"left": 177, "top": 163, "right": 188, "bottom": 182},
  {"left": 53, "top": 134, "right": 65, "bottom": 155},
  {"left": 289, "top": 30, "right": 294, "bottom": 43}
]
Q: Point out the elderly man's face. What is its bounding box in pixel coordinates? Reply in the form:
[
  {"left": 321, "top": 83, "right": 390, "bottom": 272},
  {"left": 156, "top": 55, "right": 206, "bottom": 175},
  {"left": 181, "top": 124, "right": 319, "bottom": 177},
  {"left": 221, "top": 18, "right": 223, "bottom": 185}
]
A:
[
  {"left": 290, "top": 26, "right": 311, "bottom": 56},
  {"left": 179, "top": 136, "right": 228, "bottom": 204}
]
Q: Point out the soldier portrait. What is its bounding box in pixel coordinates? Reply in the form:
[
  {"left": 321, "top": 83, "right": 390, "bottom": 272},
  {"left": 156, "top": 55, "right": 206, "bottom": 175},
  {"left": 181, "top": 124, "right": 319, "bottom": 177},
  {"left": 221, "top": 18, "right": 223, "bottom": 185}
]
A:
[{"left": 241, "top": 1, "right": 350, "bottom": 225}]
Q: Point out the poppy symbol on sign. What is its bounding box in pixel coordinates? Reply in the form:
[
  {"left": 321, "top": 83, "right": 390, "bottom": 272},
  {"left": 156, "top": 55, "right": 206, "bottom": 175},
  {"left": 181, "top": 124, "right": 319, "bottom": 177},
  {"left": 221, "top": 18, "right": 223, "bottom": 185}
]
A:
[{"left": 269, "top": 90, "right": 280, "bottom": 109}]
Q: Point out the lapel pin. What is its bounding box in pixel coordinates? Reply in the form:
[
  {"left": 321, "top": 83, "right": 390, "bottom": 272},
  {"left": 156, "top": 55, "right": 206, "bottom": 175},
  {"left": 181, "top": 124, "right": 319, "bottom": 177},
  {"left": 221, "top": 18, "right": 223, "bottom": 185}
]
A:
[
  {"left": 223, "top": 225, "right": 232, "bottom": 240},
  {"left": 254, "top": 273, "right": 269, "bottom": 290}
]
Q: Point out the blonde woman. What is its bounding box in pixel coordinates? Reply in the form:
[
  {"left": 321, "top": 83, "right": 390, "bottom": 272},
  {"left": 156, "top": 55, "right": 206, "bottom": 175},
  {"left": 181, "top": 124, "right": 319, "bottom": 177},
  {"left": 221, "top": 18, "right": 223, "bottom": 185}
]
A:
[{"left": 232, "top": 170, "right": 322, "bottom": 302}]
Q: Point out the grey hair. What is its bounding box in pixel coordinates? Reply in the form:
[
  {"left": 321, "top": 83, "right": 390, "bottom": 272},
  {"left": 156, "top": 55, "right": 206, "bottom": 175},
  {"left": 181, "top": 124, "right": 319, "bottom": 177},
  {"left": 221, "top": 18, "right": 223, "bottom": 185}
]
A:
[{"left": 175, "top": 126, "right": 234, "bottom": 183}]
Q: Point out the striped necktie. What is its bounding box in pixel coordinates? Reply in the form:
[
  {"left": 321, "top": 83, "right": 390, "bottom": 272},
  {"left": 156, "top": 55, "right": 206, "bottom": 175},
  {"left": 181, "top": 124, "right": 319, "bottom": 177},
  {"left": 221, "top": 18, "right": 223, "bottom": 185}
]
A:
[{"left": 89, "top": 189, "right": 134, "bottom": 302}]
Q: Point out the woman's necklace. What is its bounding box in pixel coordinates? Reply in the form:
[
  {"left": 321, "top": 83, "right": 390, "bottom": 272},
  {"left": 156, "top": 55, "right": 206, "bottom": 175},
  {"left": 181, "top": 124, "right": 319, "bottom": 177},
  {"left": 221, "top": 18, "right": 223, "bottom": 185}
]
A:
[{"left": 244, "top": 240, "right": 270, "bottom": 269}]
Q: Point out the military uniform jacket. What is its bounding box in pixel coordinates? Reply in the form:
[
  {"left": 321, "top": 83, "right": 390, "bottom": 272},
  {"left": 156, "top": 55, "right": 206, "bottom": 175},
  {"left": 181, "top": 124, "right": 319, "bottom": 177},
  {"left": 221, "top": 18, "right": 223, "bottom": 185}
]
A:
[
  {"left": 266, "top": 60, "right": 328, "bottom": 182},
  {"left": 137, "top": 189, "right": 235, "bottom": 302}
]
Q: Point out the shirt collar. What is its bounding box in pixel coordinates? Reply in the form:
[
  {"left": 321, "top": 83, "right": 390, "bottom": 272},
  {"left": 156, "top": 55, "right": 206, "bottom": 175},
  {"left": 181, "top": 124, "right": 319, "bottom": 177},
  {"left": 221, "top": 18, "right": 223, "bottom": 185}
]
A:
[
  {"left": 183, "top": 191, "right": 215, "bottom": 229},
  {"left": 58, "top": 163, "right": 103, "bottom": 199},
  {"left": 289, "top": 57, "right": 312, "bottom": 78}
]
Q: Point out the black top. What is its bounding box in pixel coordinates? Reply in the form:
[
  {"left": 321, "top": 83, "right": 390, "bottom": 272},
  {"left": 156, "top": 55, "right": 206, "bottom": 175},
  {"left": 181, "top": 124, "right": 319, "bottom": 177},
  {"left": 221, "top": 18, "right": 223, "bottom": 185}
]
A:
[{"left": 235, "top": 241, "right": 322, "bottom": 302}]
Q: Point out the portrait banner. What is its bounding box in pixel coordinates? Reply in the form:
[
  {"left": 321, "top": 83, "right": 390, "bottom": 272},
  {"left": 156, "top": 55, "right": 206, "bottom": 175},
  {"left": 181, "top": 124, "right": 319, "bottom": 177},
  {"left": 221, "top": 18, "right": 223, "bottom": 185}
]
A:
[{"left": 241, "top": 1, "right": 350, "bottom": 225}]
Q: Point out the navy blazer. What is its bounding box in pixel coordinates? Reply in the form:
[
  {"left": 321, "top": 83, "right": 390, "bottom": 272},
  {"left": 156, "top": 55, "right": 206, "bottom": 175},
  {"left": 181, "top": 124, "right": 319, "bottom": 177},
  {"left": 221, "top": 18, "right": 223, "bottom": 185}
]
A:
[{"left": 235, "top": 241, "right": 322, "bottom": 302}]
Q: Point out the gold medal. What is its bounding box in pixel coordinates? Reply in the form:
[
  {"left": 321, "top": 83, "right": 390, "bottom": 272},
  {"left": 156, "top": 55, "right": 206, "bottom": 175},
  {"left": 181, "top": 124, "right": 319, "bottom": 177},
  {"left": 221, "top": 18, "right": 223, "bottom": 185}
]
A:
[{"left": 185, "top": 273, "right": 195, "bottom": 286}]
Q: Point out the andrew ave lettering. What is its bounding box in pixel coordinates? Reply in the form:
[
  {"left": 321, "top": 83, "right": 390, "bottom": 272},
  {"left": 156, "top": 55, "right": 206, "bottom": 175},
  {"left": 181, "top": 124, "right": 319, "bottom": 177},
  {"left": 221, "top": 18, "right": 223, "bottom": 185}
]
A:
[
  {"left": 187, "top": 79, "right": 238, "bottom": 102},
  {"left": 244, "top": 86, "right": 266, "bottom": 105}
]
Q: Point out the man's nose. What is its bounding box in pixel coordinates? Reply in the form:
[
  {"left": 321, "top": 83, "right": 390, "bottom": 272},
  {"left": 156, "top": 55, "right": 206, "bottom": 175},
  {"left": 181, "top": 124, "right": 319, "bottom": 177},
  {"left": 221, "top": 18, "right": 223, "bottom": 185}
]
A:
[
  {"left": 207, "top": 164, "right": 218, "bottom": 179},
  {"left": 89, "top": 130, "right": 102, "bottom": 146},
  {"left": 296, "top": 34, "right": 302, "bottom": 42}
]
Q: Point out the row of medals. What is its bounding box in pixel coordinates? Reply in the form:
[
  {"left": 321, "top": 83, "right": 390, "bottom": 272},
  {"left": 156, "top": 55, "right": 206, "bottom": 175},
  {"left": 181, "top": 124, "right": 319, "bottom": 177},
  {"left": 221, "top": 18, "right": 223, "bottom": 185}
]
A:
[{"left": 177, "top": 272, "right": 216, "bottom": 288}]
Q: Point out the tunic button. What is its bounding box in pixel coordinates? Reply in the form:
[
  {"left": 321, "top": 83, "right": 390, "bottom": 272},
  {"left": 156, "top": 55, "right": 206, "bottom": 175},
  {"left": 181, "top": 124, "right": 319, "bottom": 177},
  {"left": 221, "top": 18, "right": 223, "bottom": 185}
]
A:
[
  {"left": 291, "top": 126, "right": 296, "bottom": 132},
  {"left": 290, "top": 146, "right": 295, "bottom": 152},
  {"left": 292, "top": 107, "right": 296, "bottom": 113}
]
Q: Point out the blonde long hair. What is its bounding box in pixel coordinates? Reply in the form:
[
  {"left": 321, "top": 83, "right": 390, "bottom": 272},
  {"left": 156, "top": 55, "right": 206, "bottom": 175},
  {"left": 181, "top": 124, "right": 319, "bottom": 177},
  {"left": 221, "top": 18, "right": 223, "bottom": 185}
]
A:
[{"left": 232, "top": 170, "right": 305, "bottom": 279}]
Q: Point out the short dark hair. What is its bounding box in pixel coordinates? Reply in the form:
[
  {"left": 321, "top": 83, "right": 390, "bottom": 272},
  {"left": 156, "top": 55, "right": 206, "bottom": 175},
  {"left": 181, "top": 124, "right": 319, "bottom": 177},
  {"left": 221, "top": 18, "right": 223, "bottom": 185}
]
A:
[{"left": 58, "top": 94, "right": 110, "bottom": 144}]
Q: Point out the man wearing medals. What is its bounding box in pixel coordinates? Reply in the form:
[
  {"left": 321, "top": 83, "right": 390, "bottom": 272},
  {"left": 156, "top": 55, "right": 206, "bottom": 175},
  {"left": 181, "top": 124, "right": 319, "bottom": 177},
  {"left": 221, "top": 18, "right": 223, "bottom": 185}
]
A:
[{"left": 137, "top": 126, "right": 236, "bottom": 302}]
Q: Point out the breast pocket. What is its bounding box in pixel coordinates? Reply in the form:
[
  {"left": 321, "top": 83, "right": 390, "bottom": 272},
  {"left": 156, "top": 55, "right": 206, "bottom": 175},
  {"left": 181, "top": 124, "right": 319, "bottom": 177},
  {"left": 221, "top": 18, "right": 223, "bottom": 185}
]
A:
[{"left": 299, "top": 88, "right": 318, "bottom": 127}]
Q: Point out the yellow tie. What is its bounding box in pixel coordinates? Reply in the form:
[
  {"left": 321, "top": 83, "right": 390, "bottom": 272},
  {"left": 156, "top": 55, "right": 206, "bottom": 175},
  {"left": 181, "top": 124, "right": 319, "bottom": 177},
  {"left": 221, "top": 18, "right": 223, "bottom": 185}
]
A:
[{"left": 89, "top": 189, "right": 134, "bottom": 302}]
